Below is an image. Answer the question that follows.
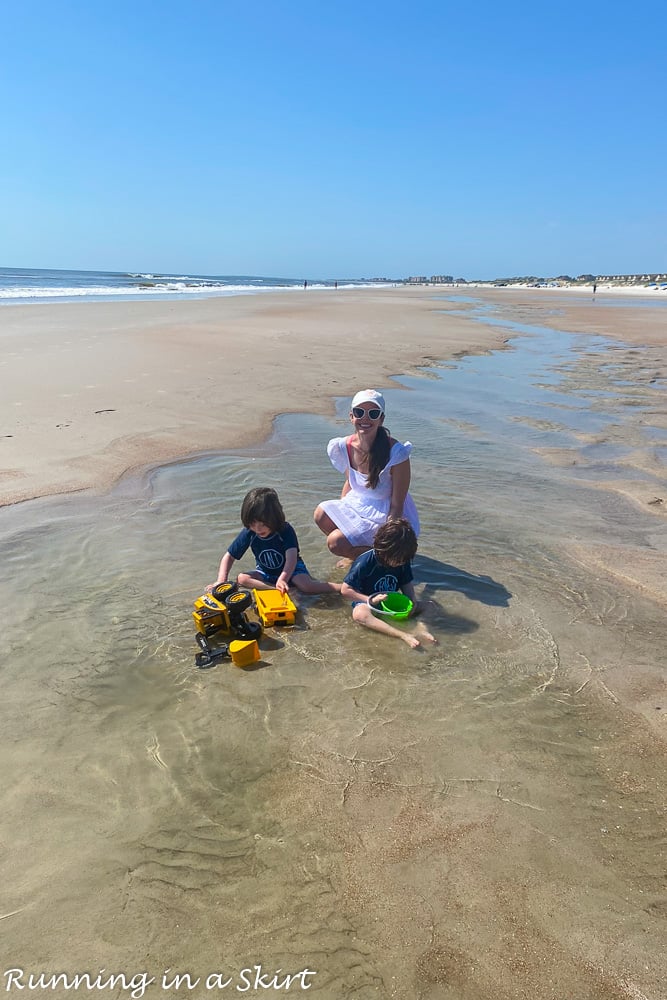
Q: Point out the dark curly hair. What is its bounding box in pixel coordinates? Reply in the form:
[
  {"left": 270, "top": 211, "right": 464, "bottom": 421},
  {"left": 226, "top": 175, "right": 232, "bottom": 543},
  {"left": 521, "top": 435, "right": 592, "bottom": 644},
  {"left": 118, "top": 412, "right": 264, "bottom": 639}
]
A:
[
  {"left": 240, "top": 487, "right": 286, "bottom": 533},
  {"left": 373, "top": 517, "right": 418, "bottom": 567}
]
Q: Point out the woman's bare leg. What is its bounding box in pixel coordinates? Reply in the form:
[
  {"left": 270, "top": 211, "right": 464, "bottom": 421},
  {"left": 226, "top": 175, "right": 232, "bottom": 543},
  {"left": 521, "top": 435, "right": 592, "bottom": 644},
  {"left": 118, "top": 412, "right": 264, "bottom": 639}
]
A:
[
  {"left": 325, "top": 529, "right": 369, "bottom": 560},
  {"left": 314, "top": 506, "right": 337, "bottom": 535},
  {"left": 313, "top": 506, "right": 370, "bottom": 561}
]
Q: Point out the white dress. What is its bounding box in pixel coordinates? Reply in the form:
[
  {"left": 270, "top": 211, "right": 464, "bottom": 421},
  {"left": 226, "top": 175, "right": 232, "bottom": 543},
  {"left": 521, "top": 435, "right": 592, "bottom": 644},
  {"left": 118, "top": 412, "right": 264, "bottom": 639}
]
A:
[{"left": 319, "top": 436, "right": 420, "bottom": 547}]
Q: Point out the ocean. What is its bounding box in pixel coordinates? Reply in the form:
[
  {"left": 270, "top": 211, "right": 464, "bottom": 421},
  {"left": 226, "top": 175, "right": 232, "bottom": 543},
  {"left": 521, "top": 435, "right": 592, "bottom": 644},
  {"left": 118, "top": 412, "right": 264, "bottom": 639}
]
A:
[{"left": 0, "top": 266, "right": 383, "bottom": 302}]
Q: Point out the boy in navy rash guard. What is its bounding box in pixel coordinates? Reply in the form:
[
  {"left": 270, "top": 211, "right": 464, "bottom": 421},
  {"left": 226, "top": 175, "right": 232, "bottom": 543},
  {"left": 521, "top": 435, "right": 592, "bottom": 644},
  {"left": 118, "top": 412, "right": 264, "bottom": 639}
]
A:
[
  {"left": 341, "top": 518, "right": 436, "bottom": 649},
  {"left": 208, "top": 487, "right": 341, "bottom": 596}
]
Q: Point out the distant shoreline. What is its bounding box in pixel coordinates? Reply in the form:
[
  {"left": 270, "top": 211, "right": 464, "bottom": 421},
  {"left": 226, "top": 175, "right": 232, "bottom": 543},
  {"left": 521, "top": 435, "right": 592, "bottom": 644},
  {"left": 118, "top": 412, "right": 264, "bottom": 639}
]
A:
[
  {"left": 411, "top": 280, "right": 667, "bottom": 297},
  {"left": 3, "top": 264, "right": 667, "bottom": 307}
]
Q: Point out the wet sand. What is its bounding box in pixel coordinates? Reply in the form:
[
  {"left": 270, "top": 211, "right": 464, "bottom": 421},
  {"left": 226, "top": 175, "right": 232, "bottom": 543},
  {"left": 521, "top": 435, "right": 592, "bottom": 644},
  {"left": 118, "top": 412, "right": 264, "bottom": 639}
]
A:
[
  {"left": 1, "top": 286, "right": 665, "bottom": 508},
  {"left": 0, "top": 288, "right": 506, "bottom": 507},
  {"left": 1, "top": 288, "right": 666, "bottom": 999},
  {"left": 468, "top": 285, "right": 667, "bottom": 346}
]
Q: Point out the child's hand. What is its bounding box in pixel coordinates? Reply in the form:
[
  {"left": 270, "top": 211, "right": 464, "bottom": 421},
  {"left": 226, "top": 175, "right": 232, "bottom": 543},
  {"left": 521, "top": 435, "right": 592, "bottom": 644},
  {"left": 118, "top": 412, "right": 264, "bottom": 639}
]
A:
[
  {"left": 205, "top": 581, "right": 224, "bottom": 594},
  {"left": 410, "top": 600, "right": 424, "bottom": 616},
  {"left": 368, "top": 593, "right": 387, "bottom": 607},
  {"left": 276, "top": 579, "right": 289, "bottom": 595}
]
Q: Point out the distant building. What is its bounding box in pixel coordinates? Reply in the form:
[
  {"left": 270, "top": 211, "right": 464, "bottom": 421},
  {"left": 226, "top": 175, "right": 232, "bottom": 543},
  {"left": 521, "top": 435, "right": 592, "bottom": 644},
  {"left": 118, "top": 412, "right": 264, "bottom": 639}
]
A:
[
  {"left": 406, "top": 275, "right": 457, "bottom": 284},
  {"left": 597, "top": 273, "right": 667, "bottom": 283}
]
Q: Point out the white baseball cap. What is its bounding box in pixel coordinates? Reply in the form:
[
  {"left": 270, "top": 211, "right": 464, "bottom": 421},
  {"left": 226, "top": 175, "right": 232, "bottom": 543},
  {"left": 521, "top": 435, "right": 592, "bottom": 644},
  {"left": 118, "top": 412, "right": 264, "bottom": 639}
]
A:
[{"left": 350, "top": 389, "right": 385, "bottom": 412}]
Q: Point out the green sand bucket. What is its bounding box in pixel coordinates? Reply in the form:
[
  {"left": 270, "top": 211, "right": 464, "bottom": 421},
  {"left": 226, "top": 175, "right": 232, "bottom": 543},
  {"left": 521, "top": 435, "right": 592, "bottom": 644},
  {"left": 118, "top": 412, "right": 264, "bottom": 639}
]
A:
[{"left": 371, "top": 592, "right": 413, "bottom": 620}]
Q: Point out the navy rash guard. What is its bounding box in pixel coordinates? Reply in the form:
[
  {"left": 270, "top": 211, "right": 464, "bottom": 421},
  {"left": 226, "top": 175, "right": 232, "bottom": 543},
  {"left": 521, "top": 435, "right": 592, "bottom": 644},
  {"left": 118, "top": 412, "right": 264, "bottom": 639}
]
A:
[{"left": 227, "top": 523, "right": 308, "bottom": 582}]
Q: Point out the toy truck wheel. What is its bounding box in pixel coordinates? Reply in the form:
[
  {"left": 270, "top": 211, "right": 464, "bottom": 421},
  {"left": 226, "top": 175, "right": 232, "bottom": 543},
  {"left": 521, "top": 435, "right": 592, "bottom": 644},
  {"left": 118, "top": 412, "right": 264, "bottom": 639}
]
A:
[
  {"left": 212, "top": 581, "right": 238, "bottom": 601},
  {"left": 224, "top": 589, "right": 252, "bottom": 614}
]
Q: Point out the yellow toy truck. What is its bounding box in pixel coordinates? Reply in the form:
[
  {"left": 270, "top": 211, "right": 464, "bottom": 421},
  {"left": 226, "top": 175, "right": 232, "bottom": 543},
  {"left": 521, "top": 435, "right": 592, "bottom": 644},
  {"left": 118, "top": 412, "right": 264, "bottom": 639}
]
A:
[
  {"left": 192, "top": 581, "right": 262, "bottom": 668},
  {"left": 192, "top": 584, "right": 297, "bottom": 668},
  {"left": 253, "top": 588, "right": 297, "bottom": 627}
]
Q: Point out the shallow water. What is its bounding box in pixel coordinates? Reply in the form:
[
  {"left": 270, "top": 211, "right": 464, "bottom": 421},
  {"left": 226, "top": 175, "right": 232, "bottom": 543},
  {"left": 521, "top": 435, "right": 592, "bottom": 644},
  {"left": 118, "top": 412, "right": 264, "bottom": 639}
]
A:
[{"left": 1, "top": 314, "right": 666, "bottom": 998}]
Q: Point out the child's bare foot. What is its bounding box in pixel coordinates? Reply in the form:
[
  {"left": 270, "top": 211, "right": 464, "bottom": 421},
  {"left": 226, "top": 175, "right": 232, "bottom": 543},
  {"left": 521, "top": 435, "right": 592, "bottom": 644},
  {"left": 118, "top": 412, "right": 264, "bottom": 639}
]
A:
[
  {"left": 415, "top": 622, "right": 438, "bottom": 644},
  {"left": 402, "top": 633, "right": 421, "bottom": 649}
]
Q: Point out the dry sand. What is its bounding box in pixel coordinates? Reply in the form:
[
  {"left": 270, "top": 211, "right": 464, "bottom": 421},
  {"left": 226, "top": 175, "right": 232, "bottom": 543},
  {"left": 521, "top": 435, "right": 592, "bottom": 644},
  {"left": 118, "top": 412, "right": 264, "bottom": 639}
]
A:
[{"left": 2, "top": 286, "right": 665, "bottom": 508}]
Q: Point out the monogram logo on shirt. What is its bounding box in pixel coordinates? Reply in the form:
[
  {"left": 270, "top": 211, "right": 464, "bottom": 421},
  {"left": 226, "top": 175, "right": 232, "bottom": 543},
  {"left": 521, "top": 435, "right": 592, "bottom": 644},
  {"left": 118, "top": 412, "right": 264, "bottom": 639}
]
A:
[
  {"left": 375, "top": 575, "right": 399, "bottom": 593},
  {"left": 259, "top": 549, "right": 284, "bottom": 570}
]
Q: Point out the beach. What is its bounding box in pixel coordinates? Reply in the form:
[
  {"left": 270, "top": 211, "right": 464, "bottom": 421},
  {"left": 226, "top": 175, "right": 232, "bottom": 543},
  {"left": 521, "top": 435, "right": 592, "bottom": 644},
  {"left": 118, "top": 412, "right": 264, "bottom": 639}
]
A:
[
  {"left": 2, "top": 285, "right": 665, "bottom": 509},
  {"left": 1, "top": 286, "right": 666, "bottom": 999},
  {"left": 0, "top": 288, "right": 506, "bottom": 507}
]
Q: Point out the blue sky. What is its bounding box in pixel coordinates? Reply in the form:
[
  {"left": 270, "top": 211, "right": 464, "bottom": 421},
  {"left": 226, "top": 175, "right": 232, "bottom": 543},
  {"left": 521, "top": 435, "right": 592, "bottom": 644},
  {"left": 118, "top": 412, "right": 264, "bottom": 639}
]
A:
[{"left": 1, "top": 0, "right": 665, "bottom": 279}]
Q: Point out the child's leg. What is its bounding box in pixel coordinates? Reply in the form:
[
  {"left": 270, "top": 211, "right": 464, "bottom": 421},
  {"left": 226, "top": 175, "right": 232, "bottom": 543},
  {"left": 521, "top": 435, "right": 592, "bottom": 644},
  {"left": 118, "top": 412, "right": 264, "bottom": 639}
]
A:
[
  {"left": 413, "top": 620, "right": 437, "bottom": 644},
  {"left": 352, "top": 603, "right": 422, "bottom": 648},
  {"left": 291, "top": 573, "right": 342, "bottom": 594},
  {"left": 237, "top": 571, "right": 274, "bottom": 591},
  {"left": 407, "top": 599, "right": 438, "bottom": 644}
]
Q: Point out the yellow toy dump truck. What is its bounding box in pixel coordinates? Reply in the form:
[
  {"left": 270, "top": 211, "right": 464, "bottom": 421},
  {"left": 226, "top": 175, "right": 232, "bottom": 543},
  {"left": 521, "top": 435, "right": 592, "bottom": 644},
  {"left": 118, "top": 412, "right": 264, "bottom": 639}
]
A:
[
  {"left": 253, "top": 588, "right": 297, "bottom": 627},
  {"left": 192, "top": 581, "right": 262, "bottom": 667},
  {"left": 192, "top": 583, "right": 297, "bottom": 668}
]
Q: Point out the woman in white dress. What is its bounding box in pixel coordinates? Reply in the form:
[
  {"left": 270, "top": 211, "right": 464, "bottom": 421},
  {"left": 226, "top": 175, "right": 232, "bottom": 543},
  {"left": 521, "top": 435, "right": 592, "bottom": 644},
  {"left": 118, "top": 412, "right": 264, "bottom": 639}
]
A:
[{"left": 314, "top": 389, "right": 420, "bottom": 560}]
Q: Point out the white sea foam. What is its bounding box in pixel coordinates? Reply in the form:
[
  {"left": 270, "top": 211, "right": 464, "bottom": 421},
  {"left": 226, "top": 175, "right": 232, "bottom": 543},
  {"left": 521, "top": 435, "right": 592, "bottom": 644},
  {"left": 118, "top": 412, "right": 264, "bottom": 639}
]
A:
[
  {"left": 0, "top": 281, "right": 387, "bottom": 301},
  {"left": 0, "top": 283, "right": 281, "bottom": 300},
  {"left": 0, "top": 284, "right": 225, "bottom": 298}
]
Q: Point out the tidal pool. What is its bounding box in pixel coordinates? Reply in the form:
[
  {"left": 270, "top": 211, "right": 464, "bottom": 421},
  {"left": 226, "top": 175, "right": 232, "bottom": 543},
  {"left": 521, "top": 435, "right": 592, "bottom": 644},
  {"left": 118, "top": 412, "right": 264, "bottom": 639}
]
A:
[{"left": 1, "top": 316, "right": 665, "bottom": 999}]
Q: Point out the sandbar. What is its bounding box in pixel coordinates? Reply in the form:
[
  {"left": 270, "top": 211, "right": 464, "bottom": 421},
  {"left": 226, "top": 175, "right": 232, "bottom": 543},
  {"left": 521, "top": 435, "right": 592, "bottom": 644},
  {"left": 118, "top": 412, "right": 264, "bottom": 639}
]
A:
[{"left": 1, "top": 286, "right": 665, "bottom": 507}]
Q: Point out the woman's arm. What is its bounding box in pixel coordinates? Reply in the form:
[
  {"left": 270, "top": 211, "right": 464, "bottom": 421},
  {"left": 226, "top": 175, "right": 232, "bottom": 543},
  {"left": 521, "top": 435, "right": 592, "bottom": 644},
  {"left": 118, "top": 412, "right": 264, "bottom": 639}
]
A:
[
  {"left": 388, "top": 459, "right": 411, "bottom": 519},
  {"left": 340, "top": 473, "right": 351, "bottom": 499}
]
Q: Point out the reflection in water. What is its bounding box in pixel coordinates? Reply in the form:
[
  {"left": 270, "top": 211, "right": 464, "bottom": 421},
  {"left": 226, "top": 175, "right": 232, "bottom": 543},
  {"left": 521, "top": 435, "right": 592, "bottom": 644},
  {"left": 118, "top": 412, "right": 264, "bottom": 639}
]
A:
[{"left": 1, "top": 316, "right": 665, "bottom": 998}]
